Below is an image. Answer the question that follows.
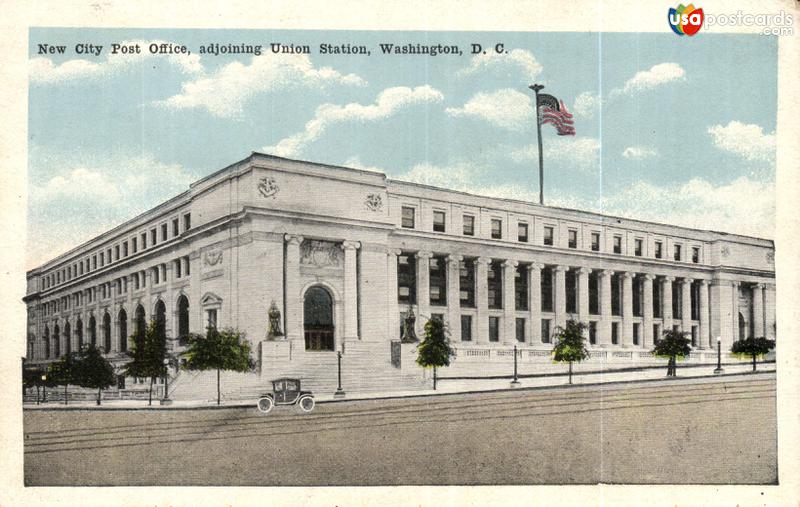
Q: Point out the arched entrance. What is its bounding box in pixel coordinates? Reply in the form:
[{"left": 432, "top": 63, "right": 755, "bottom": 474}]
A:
[
  {"left": 155, "top": 299, "right": 167, "bottom": 338},
  {"left": 304, "top": 286, "right": 335, "bottom": 351}
]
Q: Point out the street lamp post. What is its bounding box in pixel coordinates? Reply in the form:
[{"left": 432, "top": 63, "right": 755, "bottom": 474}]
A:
[
  {"left": 510, "top": 345, "right": 521, "bottom": 387},
  {"left": 40, "top": 374, "right": 47, "bottom": 403},
  {"left": 334, "top": 351, "right": 346, "bottom": 398},
  {"left": 713, "top": 336, "right": 724, "bottom": 374},
  {"left": 160, "top": 358, "right": 173, "bottom": 405}
]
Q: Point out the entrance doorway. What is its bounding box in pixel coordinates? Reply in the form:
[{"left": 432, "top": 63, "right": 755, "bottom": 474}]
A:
[{"left": 304, "top": 286, "right": 335, "bottom": 351}]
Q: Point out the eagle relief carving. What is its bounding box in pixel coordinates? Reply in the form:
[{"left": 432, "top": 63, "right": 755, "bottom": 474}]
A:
[
  {"left": 203, "top": 249, "right": 223, "bottom": 266},
  {"left": 258, "top": 176, "right": 279, "bottom": 199},
  {"left": 365, "top": 193, "right": 383, "bottom": 211},
  {"left": 300, "top": 240, "right": 341, "bottom": 268}
]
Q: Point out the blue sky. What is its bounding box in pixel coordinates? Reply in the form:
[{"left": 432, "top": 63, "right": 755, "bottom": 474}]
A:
[{"left": 27, "top": 28, "right": 777, "bottom": 268}]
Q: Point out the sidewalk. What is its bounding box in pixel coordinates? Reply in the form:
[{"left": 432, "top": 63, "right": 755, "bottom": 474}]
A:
[{"left": 23, "top": 360, "right": 775, "bottom": 410}]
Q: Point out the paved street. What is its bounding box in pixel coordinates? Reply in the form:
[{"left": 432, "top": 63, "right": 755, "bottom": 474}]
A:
[{"left": 23, "top": 373, "right": 777, "bottom": 486}]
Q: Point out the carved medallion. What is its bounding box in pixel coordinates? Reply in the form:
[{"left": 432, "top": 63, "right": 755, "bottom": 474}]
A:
[
  {"left": 203, "top": 250, "right": 223, "bottom": 266},
  {"left": 300, "top": 240, "right": 341, "bottom": 268},
  {"left": 766, "top": 251, "right": 775, "bottom": 263},
  {"left": 365, "top": 193, "right": 383, "bottom": 211},
  {"left": 720, "top": 245, "right": 730, "bottom": 258},
  {"left": 258, "top": 177, "right": 279, "bottom": 199}
]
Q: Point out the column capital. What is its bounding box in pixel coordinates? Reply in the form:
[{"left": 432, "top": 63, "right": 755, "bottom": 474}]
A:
[
  {"left": 447, "top": 253, "right": 464, "bottom": 264},
  {"left": 554, "top": 265, "right": 569, "bottom": 273},
  {"left": 284, "top": 234, "right": 304, "bottom": 246},
  {"left": 529, "top": 262, "right": 545, "bottom": 271},
  {"left": 341, "top": 240, "right": 361, "bottom": 251},
  {"left": 699, "top": 278, "right": 710, "bottom": 287},
  {"left": 578, "top": 267, "right": 592, "bottom": 275},
  {"left": 643, "top": 273, "right": 656, "bottom": 281},
  {"left": 682, "top": 277, "right": 694, "bottom": 286},
  {"left": 503, "top": 259, "right": 519, "bottom": 269},
  {"left": 663, "top": 276, "right": 675, "bottom": 282},
  {"left": 731, "top": 280, "right": 740, "bottom": 288},
  {"left": 476, "top": 256, "right": 492, "bottom": 266},
  {"left": 415, "top": 250, "right": 432, "bottom": 259},
  {"left": 601, "top": 269, "right": 615, "bottom": 277},
  {"left": 755, "top": 283, "right": 766, "bottom": 290},
  {"left": 388, "top": 248, "right": 403, "bottom": 257},
  {"left": 622, "top": 271, "right": 634, "bottom": 280}
]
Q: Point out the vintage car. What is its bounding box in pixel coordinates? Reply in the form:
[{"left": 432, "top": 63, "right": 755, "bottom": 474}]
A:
[{"left": 256, "top": 378, "right": 315, "bottom": 414}]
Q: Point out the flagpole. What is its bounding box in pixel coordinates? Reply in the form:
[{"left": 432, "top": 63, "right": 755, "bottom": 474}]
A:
[{"left": 529, "top": 84, "right": 545, "bottom": 205}]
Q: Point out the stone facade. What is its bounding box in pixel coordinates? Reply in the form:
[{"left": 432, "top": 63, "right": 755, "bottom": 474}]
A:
[{"left": 23, "top": 153, "right": 777, "bottom": 375}]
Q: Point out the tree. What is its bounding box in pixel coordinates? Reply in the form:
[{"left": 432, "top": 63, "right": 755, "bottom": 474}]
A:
[
  {"left": 552, "top": 320, "right": 590, "bottom": 384},
  {"left": 415, "top": 318, "right": 455, "bottom": 390},
  {"left": 181, "top": 327, "right": 254, "bottom": 405},
  {"left": 22, "top": 363, "right": 45, "bottom": 404},
  {"left": 652, "top": 329, "right": 692, "bottom": 377},
  {"left": 74, "top": 344, "right": 117, "bottom": 405},
  {"left": 731, "top": 336, "right": 775, "bottom": 372},
  {"left": 123, "top": 319, "right": 168, "bottom": 405},
  {"left": 48, "top": 353, "right": 79, "bottom": 405}
]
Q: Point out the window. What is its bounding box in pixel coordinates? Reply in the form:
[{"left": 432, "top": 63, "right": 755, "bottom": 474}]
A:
[
  {"left": 429, "top": 256, "right": 447, "bottom": 306},
  {"left": 516, "top": 318, "right": 526, "bottom": 343},
  {"left": 589, "top": 322, "right": 597, "bottom": 345},
  {"left": 655, "top": 241, "right": 663, "bottom": 259},
  {"left": 653, "top": 324, "right": 661, "bottom": 344},
  {"left": 174, "top": 258, "right": 182, "bottom": 278},
  {"left": 459, "top": 259, "right": 475, "bottom": 308},
  {"left": 541, "top": 267, "right": 553, "bottom": 312},
  {"left": 611, "top": 274, "right": 621, "bottom": 316},
  {"left": 397, "top": 253, "right": 417, "bottom": 304},
  {"left": 634, "top": 238, "right": 643, "bottom": 257},
  {"left": 123, "top": 241, "right": 128, "bottom": 257},
  {"left": 206, "top": 309, "right": 218, "bottom": 329},
  {"left": 691, "top": 281, "right": 700, "bottom": 320},
  {"left": 565, "top": 270, "right": 577, "bottom": 314},
  {"left": 460, "top": 315, "right": 472, "bottom": 341},
  {"left": 633, "top": 323, "right": 641, "bottom": 346},
  {"left": 488, "top": 316, "right": 500, "bottom": 342},
  {"left": 589, "top": 273, "right": 600, "bottom": 315},
  {"left": 633, "top": 277, "right": 642, "bottom": 317},
  {"left": 568, "top": 229, "right": 577, "bottom": 249},
  {"left": 672, "top": 281, "right": 681, "bottom": 318},
  {"left": 613, "top": 235, "right": 622, "bottom": 254},
  {"left": 184, "top": 213, "right": 191, "bottom": 231},
  {"left": 401, "top": 206, "right": 415, "bottom": 229},
  {"left": 541, "top": 319, "right": 552, "bottom": 343},
  {"left": 515, "top": 264, "right": 528, "bottom": 311},
  {"left": 692, "top": 247, "right": 700, "bottom": 264},
  {"left": 611, "top": 322, "right": 619, "bottom": 345},
  {"left": 433, "top": 210, "right": 446, "bottom": 232},
  {"left": 674, "top": 244, "right": 682, "bottom": 261},
  {"left": 518, "top": 223, "right": 529, "bottom": 242},
  {"left": 591, "top": 232, "right": 600, "bottom": 252},
  {"left": 161, "top": 223, "right": 168, "bottom": 241},
  {"left": 142, "top": 232, "right": 147, "bottom": 249},
  {"left": 491, "top": 219, "right": 502, "bottom": 239},
  {"left": 114, "top": 245, "right": 120, "bottom": 260},
  {"left": 151, "top": 228, "right": 157, "bottom": 245},
  {"left": 177, "top": 295, "right": 190, "bottom": 339},
  {"left": 462, "top": 215, "right": 475, "bottom": 236},
  {"left": 487, "top": 260, "right": 503, "bottom": 309},
  {"left": 653, "top": 281, "right": 662, "bottom": 318},
  {"left": 132, "top": 237, "right": 138, "bottom": 254},
  {"left": 544, "top": 226, "right": 554, "bottom": 246},
  {"left": 172, "top": 218, "right": 179, "bottom": 237}
]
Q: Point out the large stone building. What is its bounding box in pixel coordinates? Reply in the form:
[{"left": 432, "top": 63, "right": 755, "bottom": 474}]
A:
[{"left": 22, "top": 153, "right": 776, "bottom": 394}]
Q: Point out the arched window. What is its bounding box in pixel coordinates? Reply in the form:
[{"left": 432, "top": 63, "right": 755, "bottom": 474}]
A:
[
  {"left": 64, "top": 322, "right": 71, "bottom": 355},
  {"left": 177, "top": 295, "right": 190, "bottom": 340},
  {"left": 76, "top": 318, "right": 84, "bottom": 350},
  {"left": 118, "top": 309, "right": 128, "bottom": 352},
  {"left": 44, "top": 325, "right": 50, "bottom": 358},
  {"left": 89, "top": 315, "right": 97, "bottom": 347},
  {"left": 155, "top": 299, "right": 167, "bottom": 338},
  {"left": 303, "top": 286, "right": 335, "bottom": 351},
  {"left": 135, "top": 305, "right": 146, "bottom": 342},
  {"left": 53, "top": 324, "right": 60, "bottom": 358},
  {"left": 103, "top": 312, "right": 112, "bottom": 353}
]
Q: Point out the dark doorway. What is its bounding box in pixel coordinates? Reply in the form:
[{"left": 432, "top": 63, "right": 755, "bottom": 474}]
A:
[
  {"left": 304, "top": 286, "right": 334, "bottom": 351},
  {"left": 739, "top": 312, "right": 746, "bottom": 341}
]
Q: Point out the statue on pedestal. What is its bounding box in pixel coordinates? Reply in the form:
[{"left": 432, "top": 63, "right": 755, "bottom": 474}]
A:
[
  {"left": 267, "top": 301, "right": 284, "bottom": 340},
  {"left": 400, "top": 307, "right": 419, "bottom": 343}
]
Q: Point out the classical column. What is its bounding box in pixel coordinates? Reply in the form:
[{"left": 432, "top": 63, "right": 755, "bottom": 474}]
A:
[
  {"left": 342, "top": 240, "right": 361, "bottom": 342},
  {"left": 681, "top": 278, "right": 692, "bottom": 335},
  {"left": 387, "top": 249, "right": 401, "bottom": 341},
  {"left": 621, "top": 272, "right": 634, "bottom": 347},
  {"left": 447, "top": 254, "right": 463, "bottom": 343},
  {"left": 284, "top": 234, "right": 304, "bottom": 342},
  {"left": 502, "top": 260, "right": 518, "bottom": 344},
  {"left": 529, "top": 263, "right": 543, "bottom": 344},
  {"left": 475, "top": 257, "right": 491, "bottom": 344},
  {"left": 578, "top": 267, "right": 591, "bottom": 339},
  {"left": 764, "top": 283, "right": 776, "bottom": 341},
  {"left": 752, "top": 283, "right": 765, "bottom": 338},
  {"left": 599, "top": 270, "right": 613, "bottom": 346},
  {"left": 415, "top": 251, "right": 432, "bottom": 335},
  {"left": 554, "top": 265, "right": 568, "bottom": 329},
  {"left": 662, "top": 276, "right": 674, "bottom": 331},
  {"left": 642, "top": 274, "right": 655, "bottom": 348},
  {"left": 731, "top": 281, "right": 740, "bottom": 341},
  {"left": 698, "top": 279, "right": 709, "bottom": 349}
]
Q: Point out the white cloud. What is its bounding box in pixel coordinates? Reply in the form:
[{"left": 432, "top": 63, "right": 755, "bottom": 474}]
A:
[
  {"left": 342, "top": 156, "right": 385, "bottom": 174},
  {"left": 445, "top": 89, "right": 533, "bottom": 131},
  {"left": 613, "top": 62, "right": 686, "bottom": 96},
  {"left": 458, "top": 49, "right": 543, "bottom": 81},
  {"left": 622, "top": 146, "right": 658, "bottom": 160},
  {"left": 29, "top": 40, "right": 203, "bottom": 84},
  {"left": 510, "top": 136, "right": 601, "bottom": 171},
  {"left": 707, "top": 121, "right": 775, "bottom": 163},
  {"left": 153, "top": 53, "right": 365, "bottom": 118},
  {"left": 572, "top": 91, "right": 602, "bottom": 119},
  {"left": 264, "top": 85, "right": 443, "bottom": 157}
]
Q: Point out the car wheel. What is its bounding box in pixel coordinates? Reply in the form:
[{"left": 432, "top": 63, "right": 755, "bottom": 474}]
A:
[
  {"left": 299, "top": 396, "right": 315, "bottom": 413},
  {"left": 257, "top": 396, "right": 274, "bottom": 414}
]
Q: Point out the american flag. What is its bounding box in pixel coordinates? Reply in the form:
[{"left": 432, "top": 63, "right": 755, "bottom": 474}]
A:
[{"left": 537, "top": 93, "right": 575, "bottom": 136}]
